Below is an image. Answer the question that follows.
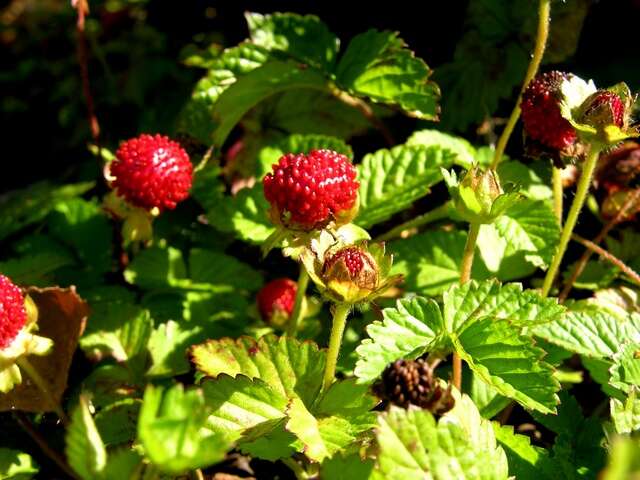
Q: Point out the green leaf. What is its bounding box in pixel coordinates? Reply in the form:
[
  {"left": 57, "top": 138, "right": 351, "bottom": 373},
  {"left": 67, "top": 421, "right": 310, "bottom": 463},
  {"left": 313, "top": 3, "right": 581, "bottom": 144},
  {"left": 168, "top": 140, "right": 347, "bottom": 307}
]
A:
[
  {"left": 0, "top": 251, "right": 75, "bottom": 286},
  {"left": 455, "top": 317, "right": 559, "bottom": 413},
  {"left": 257, "top": 133, "right": 353, "bottom": 178},
  {"left": 600, "top": 436, "right": 640, "bottom": 480},
  {"left": 191, "top": 334, "right": 325, "bottom": 406},
  {"left": 443, "top": 280, "right": 564, "bottom": 333},
  {"left": 356, "top": 145, "right": 456, "bottom": 228},
  {"left": 99, "top": 449, "right": 142, "bottom": 480},
  {"left": 468, "top": 374, "right": 510, "bottom": 419},
  {"left": 477, "top": 199, "right": 560, "bottom": 279},
  {"left": 65, "top": 396, "right": 107, "bottom": 480},
  {"left": 138, "top": 384, "right": 230, "bottom": 474},
  {"left": 374, "top": 395, "right": 508, "bottom": 479},
  {"left": 146, "top": 319, "right": 204, "bottom": 378},
  {"left": 178, "top": 43, "right": 270, "bottom": 143},
  {"left": 564, "top": 260, "right": 618, "bottom": 291},
  {"left": 355, "top": 280, "right": 563, "bottom": 386},
  {"left": 497, "top": 161, "right": 552, "bottom": 201},
  {"left": 79, "top": 300, "right": 152, "bottom": 364},
  {"left": 406, "top": 129, "right": 477, "bottom": 168},
  {"left": 534, "top": 304, "right": 640, "bottom": 359},
  {"left": 609, "top": 342, "right": 640, "bottom": 392},
  {"left": 124, "top": 246, "right": 187, "bottom": 290},
  {"left": 189, "top": 248, "right": 262, "bottom": 291},
  {"left": 354, "top": 297, "right": 444, "bottom": 383},
  {"left": 0, "top": 181, "right": 94, "bottom": 242},
  {"left": 0, "top": 449, "right": 38, "bottom": 480},
  {"left": 389, "top": 229, "right": 490, "bottom": 296},
  {"left": 212, "top": 59, "right": 329, "bottom": 148},
  {"left": 94, "top": 399, "right": 141, "bottom": 446},
  {"left": 207, "top": 184, "right": 274, "bottom": 244},
  {"left": 531, "top": 392, "right": 606, "bottom": 478},
  {"left": 611, "top": 387, "right": 640, "bottom": 434},
  {"left": 493, "top": 424, "right": 556, "bottom": 480},
  {"left": 202, "top": 375, "right": 288, "bottom": 437},
  {"left": 285, "top": 396, "right": 330, "bottom": 462},
  {"left": 336, "top": 30, "right": 439, "bottom": 119},
  {"left": 322, "top": 452, "right": 375, "bottom": 480},
  {"left": 48, "top": 198, "right": 113, "bottom": 276},
  {"left": 246, "top": 12, "right": 340, "bottom": 69}
]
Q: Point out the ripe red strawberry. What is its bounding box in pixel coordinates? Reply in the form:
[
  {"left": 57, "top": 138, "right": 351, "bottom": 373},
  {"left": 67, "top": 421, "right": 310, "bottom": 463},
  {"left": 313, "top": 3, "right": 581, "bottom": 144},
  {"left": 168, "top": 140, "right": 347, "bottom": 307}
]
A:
[
  {"left": 581, "top": 91, "right": 625, "bottom": 128},
  {"left": 263, "top": 149, "right": 359, "bottom": 231},
  {"left": 257, "top": 278, "right": 297, "bottom": 324},
  {"left": 521, "top": 71, "right": 577, "bottom": 150},
  {"left": 111, "top": 134, "right": 193, "bottom": 211},
  {"left": 0, "top": 275, "right": 26, "bottom": 349}
]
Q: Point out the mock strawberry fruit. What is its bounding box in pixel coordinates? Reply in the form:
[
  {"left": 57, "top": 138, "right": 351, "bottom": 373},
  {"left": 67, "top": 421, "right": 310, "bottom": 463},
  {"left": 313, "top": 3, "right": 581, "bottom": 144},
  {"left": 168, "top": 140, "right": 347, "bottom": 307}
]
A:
[
  {"left": 0, "top": 275, "right": 26, "bottom": 350},
  {"left": 110, "top": 134, "right": 193, "bottom": 211},
  {"left": 263, "top": 149, "right": 359, "bottom": 231},
  {"left": 580, "top": 90, "right": 625, "bottom": 129},
  {"left": 374, "top": 358, "right": 454, "bottom": 415},
  {"left": 257, "top": 278, "right": 297, "bottom": 327},
  {"left": 521, "top": 71, "right": 577, "bottom": 151}
]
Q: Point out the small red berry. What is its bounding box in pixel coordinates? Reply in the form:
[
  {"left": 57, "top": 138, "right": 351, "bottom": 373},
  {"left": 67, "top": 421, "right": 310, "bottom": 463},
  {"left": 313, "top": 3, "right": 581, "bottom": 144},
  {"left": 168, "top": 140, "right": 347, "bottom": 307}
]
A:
[
  {"left": 322, "top": 246, "right": 379, "bottom": 293},
  {"left": 111, "top": 134, "right": 193, "bottom": 211},
  {"left": 521, "top": 71, "right": 577, "bottom": 150},
  {"left": 257, "top": 278, "right": 297, "bottom": 324},
  {"left": 0, "top": 275, "right": 27, "bottom": 349},
  {"left": 581, "top": 91, "right": 625, "bottom": 128},
  {"left": 323, "top": 247, "right": 371, "bottom": 278},
  {"left": 263, "top": 149, "right": 359, "bottom": 231}
]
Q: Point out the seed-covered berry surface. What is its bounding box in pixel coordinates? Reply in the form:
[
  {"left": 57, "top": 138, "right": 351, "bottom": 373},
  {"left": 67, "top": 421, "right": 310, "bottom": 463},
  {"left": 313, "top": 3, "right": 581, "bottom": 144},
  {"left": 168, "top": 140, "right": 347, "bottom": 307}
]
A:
[
  {"left": 257, "top": 278, "right": 297, "bottom": 323},
  {"left": 0, "top": 275, "right": 26, "bottom": 349}
]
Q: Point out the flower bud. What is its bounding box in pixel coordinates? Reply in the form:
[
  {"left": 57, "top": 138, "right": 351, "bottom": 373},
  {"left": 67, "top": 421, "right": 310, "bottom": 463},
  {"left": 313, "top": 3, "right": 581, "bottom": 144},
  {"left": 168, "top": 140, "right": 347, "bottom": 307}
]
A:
[
  {"left": 442, "top": 166, "right": 521, "bottom": 224},
  {"left": 322, "top": 246, "right": 379, "bottom": 304}
]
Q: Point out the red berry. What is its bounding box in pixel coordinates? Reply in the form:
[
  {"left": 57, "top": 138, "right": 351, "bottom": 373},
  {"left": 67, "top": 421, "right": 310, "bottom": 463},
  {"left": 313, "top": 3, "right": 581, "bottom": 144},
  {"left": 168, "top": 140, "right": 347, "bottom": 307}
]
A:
[
  {"left": 323, "top": 247, "right": 369, "bottom": 277},
  {"left": 0, "top": 275, "right": 27, "bottom": 349},
  {"left": 111, "top": 134, "right": 193, "bottom": 211},
  {"left": 257, "top": 278, "right": 297, "bottom": 323},
  {"left": 263, "top": 149, "right": 359, "bottom": 231},
  {"left": 521, "top": 71, "right": 577, "bottom": 150},
  {"left": 582, "top": 91, "right": 625, "bottom": 128}
]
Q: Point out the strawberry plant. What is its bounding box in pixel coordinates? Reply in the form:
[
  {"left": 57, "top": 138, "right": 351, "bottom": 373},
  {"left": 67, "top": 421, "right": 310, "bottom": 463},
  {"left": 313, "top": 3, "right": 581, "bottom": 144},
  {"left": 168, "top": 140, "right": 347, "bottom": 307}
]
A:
[{"left": 2, "top": 2, "right": 640, "bottom": 479}]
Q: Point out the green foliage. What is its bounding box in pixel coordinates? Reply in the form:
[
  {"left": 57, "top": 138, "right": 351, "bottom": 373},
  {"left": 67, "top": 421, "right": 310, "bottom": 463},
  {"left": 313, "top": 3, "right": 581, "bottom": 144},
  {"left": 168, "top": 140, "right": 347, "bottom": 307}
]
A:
[
  {"left": 374, "top": 394, "right": 508, "bottom": 479},
  {"left": 0, "top": 449, "right": 38, "bottom": 480},
  {"left": 356, "top": 145, "right": 456, "bottom": 228},
  {"left": 65, "top": 397, "right": 108, "bottom": 480},
  {"left": 138, "top": 384, "right": 230, "bottom": 474},
  {"left": 356, "top": 280, "right": 562, "bottom": 412}
]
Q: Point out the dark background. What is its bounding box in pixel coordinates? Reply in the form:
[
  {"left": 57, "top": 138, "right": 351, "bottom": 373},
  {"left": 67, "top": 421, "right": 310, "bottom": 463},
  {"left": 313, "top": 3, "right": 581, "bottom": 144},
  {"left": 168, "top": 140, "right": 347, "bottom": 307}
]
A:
[{"left": 1, "top": 0, "right": 639, "bottom": 191}]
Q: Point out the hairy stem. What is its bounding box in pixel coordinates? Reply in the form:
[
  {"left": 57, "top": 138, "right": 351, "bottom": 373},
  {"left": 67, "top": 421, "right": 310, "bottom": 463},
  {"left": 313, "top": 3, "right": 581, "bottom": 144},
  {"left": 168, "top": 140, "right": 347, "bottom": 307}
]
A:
[
  {"left": 559, "top": 188, "right": 640, "bottom": 301},
  {"left": 374, "top": 202, "right": 451, "bottom": 243},
  {"left": 552, "top": 166, "right": 564, "bottom": 225},
  {"left": 541, "top": 145, "right": 602, "bottom": 297},
  {"left": 491, "top": 0, "right": 551, "bottom": 168},
  {"left": 571, "top": 233, "right": 640, "bottom": 285},
  {"left": 14, "top": 412, "right": 79, "bottom": 480},
  {"left": 287, "top": 269, "right": 309, "bottom": 337},
  {"left": 453, "top": 222, "right": 481, "bottom": 390},
  {"left": 16, "top": 357, "right": 69, "bottom": 425},
  {"left": 322, "top": 303, "right": 351, "bottom": 392}
]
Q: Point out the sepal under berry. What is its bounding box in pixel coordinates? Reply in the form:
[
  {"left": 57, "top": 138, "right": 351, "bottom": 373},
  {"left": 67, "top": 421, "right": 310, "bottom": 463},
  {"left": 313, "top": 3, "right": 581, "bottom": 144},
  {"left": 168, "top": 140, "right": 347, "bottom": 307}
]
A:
[
  {"left": 374, "top": 358, "right": 455, "bottom": 415},
  {"left": 442, "top": 166, "right": 522, "bottom": 224},
  {"left": 0, "top": 278, "right": 53, "bottom": 393},
  {"left": 301, "top": 241, "right": 401, "bottom": 305},
  {"left": 561, "top": 80, "right": 638, "bottom": 146},
  {"left": 103, "top": 191, "right": 154, "bottom": 246}
]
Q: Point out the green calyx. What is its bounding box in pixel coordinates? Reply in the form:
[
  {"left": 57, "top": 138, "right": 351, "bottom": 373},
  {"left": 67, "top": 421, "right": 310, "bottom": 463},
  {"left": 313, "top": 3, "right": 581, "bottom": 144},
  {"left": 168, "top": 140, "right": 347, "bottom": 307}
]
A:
[
  {"left": 442, "top": 166, "right": 522, "bottom": 225},
  {"left": 301, "top": 240, "right": 401, "bottom": 305}
]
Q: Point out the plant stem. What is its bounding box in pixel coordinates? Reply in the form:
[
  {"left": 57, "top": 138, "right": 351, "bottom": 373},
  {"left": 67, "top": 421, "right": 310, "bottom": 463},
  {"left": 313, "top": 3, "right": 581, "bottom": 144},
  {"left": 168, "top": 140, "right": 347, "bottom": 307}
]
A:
[
  {"left": 282, "top": 458, "right": 308, "bottom": 480},
  {"left": 287, "top": 269, "right": 309, "bottom": 337},
  {"left": 374, "top": 202, "right": 451, "bottom": 243},
  {"left": 571, "top": 233, "right": 640, "bottom": 285},
  {"left": 541, "top": 145, "right": 602, "bottom": 297},
  {"left": 16, "top": 357, "right": 69, "bottom": 425},
  {"left": 453, "top": 222, "right": 481, "bottom": 391},
  {"left": 560, "top": 188, "right": 640, "bottom": 301},
  {"left": 459, "top": 222, "right": 481, "bottom": 285},
  {"left": 491, "top": 0, "right": 551, "bottom": 168},
  {"left": 13, "top": 412, "right": 79, "bottom": 480},
  {"left": 552, "top": 166, "right": 564, "bottom": 226},
  {"left": 322, "top": 303, "right": 351, "bottom": 392}
]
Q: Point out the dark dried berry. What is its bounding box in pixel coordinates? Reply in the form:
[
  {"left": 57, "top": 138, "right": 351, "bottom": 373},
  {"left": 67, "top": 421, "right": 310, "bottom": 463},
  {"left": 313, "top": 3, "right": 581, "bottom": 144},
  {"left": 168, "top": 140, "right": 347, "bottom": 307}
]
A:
[{"left": 374, "top": 358, "right": 454, "bottom": 415}]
